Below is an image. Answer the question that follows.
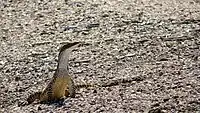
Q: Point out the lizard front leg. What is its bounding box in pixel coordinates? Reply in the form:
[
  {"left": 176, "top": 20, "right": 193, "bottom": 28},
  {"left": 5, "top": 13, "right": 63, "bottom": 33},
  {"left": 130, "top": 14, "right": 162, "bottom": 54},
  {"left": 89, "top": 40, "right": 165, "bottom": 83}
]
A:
[{"left": 27, "top": 91, "right": 42, "bottom": 104}]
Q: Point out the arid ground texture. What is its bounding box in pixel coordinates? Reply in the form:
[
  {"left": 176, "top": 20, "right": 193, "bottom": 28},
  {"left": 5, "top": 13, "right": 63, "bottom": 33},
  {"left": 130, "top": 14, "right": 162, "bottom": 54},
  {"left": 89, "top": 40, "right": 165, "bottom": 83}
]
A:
[{"left": 0, "top": 0, "right": 200, "bottom": 112}]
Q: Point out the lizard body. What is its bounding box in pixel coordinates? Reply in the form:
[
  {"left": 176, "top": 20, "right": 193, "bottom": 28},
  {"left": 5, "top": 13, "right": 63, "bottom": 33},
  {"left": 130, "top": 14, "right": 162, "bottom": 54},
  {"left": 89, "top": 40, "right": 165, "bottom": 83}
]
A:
[
  {"left": 27, "top": 42, "right": 144, "bottom": 104},
  {"left": 27, "top": 42, "right": 79, "bottom": 104}
]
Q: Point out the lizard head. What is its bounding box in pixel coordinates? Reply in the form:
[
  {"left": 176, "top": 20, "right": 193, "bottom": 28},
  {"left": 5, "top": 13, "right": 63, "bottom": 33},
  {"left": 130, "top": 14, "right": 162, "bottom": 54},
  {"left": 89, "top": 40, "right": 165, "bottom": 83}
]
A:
[
  {"left": 57, "top": 42, "right": 81, "bottom": 71},
  {"left": 59, "top": 42, "right": 80, "bottom": 55}
]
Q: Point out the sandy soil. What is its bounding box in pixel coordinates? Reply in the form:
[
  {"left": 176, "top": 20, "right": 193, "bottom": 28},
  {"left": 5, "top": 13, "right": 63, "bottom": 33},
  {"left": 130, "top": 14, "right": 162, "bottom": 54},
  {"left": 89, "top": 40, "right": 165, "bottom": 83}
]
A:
[{"left": 0, "top": 0, "right": 200, "bottom": 112}]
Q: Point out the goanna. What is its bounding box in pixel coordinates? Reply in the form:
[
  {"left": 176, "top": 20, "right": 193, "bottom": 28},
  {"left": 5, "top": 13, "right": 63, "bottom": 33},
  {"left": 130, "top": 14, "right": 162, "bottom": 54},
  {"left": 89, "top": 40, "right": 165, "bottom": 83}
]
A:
[
  {"left": 27, "top": 42, "right": 143, "bottom": 104},
  {"left": 27, "top": 42, "right": 80, "bottom": 104}
]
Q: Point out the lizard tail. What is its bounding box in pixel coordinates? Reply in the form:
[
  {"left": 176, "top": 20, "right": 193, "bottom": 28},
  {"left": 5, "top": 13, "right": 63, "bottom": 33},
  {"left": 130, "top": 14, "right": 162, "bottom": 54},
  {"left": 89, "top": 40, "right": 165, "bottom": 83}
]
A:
[{"left": 75, "top": 84, "right": 97, "bottom": 89}]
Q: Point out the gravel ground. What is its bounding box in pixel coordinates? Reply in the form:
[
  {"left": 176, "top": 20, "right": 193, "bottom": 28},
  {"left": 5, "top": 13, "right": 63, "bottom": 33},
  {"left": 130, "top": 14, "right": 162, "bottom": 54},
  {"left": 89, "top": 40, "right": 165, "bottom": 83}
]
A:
[{"left": 0, "top": 0, "right": 200, "bottom": 112}]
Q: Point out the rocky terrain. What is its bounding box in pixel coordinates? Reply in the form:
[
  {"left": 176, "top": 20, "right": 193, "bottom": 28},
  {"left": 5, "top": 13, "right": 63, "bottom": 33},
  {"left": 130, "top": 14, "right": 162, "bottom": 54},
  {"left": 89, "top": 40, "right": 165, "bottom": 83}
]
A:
[{"left": 0, "top": 0, "right": 200, "bottom": 112}]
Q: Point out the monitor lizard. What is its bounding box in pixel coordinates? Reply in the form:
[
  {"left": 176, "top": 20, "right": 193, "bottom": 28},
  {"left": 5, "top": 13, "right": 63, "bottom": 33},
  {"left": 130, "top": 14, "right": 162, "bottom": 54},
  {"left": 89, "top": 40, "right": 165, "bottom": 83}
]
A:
[
  {"left": 27, "top": 42, "right": 81, "bottom": 104},
  {"left": 27, "top": 42, "right": 144, "bottom": 104}
]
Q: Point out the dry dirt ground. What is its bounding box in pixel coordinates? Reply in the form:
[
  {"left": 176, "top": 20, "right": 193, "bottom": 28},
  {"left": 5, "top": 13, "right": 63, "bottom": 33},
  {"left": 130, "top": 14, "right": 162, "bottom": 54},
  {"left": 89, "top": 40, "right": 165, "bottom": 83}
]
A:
[{"left": 0, "top": 0, "right": 200, "bottom": 112}]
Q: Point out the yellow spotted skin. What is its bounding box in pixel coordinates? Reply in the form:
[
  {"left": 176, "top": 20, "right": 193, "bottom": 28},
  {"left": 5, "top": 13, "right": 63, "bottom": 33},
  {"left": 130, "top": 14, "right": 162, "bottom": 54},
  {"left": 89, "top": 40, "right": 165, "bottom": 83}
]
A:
[
  {"left": 27, "top": 82, "right": 95, "bottom": 104},
  {"left": 51, "top": 77, "right": 69, "bottom": 99},
  {"left": 39, "top": 74, "right": 73, "bottom": 102}
]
